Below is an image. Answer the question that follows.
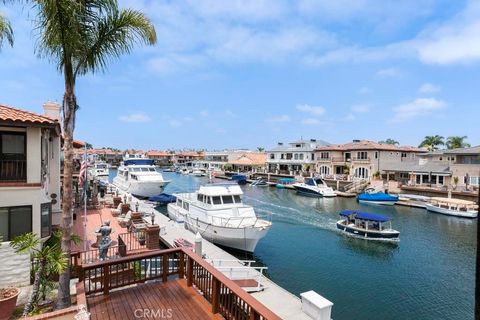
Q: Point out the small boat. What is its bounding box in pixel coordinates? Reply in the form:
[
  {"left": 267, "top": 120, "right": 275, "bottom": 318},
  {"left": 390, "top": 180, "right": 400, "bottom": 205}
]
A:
[
  {"left": 148, "top": 193, "right": 177, "bottom": 205},
  {"left": 336, "top": 210, "right": 400, "bottom": 240},
  {"left": 357, "top": 192, "right": 399, "bottom": 205},
  {"left": 251, "top": 177, "right": 268, "bottom": 187},
  {"left": 425, "top": 197, "right": 478, "bottom": 218},
  {"left": 292, "top": 177, "right": 336, "bottom": 197},
  {"left": 87, "top": 160, "right": 110, "bottom": 182},
  {"left": 276, "top": 178, "right": 295, "bottom": 189},
  {"left": 231, "top": 174, "right": 247, "bottom": 185},
  {"left": 162, "top": 168, "right": 174, "bottom": 172},
  {"left": 191, "top": 168, "right": 207, "bottom": 177}
]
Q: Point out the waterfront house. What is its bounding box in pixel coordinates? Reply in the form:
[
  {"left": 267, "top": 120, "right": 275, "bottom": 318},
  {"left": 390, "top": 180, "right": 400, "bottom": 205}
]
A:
[
  {"left": 0, "top": 102, "right": 61, "bottom": 287},
  {"left": 173, "top": 151, "right": 205, "bottom": 165},
  {"left": 315, "top": 140, "right": 425, "bottom": 180},
  {"left": 145, "top": 150, "right": 174, "bottom": 166},
  {"left": 198, "top": 150, "right": 260, "bottom": 172},
  {"left": 382, "top": 146, "right": 480, "bottom": 190},
  {"left": 267, "top": 139, "right": 329, "bottom": 175},
  {"left": 228, "top": 152, "right": 267, "bottom": 173}
]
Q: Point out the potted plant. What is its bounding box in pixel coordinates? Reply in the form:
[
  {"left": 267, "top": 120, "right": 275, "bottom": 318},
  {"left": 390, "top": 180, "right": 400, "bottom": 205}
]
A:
[{"left": 0, "top": 287, "right": 20, "bottom": 320}]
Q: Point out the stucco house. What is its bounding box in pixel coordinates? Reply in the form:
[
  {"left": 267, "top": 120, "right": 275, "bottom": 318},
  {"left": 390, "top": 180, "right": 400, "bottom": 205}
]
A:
[
  {"left": 315, "top": 140, "right": 425, "bottom": 180},
  {"left": 0, "top": 102, "right": 62, "bottom": 287},
  {"left": 267, "top": 139, "right": 329, "bottom": 175}
]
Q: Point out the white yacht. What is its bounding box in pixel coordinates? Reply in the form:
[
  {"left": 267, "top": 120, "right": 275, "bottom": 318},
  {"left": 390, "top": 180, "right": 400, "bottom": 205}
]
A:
[
  {"left": 87, "top": 160, "right": 109, "bottom": 181},
  {"left": 292, "top": 177, "right": 336, "bottom": 197},
  {"left": 113, "top": 154, "right": 170, "bottom": 198},
  {"left": 191, "top": 168, "right": 207, "bottom": 177},
  {"left": 167, "top": 183, "right": 272, "bottom": 252}
]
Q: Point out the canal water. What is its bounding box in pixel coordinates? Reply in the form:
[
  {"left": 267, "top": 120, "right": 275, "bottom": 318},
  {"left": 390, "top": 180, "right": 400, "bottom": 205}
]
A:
[{"left": 110, "top": 170, "right": 476, "bottom": 320}]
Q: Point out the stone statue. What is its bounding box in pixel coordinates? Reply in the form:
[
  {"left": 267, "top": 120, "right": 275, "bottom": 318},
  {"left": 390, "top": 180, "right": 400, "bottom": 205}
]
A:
[{"left": 98, "top": 220, "right": 113, "bottom": 260}]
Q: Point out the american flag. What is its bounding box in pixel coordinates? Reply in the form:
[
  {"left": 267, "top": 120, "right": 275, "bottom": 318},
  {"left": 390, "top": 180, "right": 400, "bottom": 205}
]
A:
[{"left": 78, "top": 153, "right": 90, "bottom": 188}]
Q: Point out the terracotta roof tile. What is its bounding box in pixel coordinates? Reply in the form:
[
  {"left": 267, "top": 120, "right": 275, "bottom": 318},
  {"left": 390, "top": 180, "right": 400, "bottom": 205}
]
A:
[
  {"left": 0, "top": 104, "right": 58, "bottom": 125},
  {"left": 316, "top": 140, "right": 426, "bottom": 153}
]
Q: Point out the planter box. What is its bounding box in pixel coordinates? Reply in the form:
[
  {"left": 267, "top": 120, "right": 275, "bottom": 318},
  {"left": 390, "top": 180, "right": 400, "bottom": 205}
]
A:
[{"left": 0, "top": 287, "right": 20, "bottom": 320}]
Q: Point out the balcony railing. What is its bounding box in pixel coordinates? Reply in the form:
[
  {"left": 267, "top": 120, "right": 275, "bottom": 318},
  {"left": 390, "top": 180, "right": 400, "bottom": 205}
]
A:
[
  {"left": 0, "top": 159, "right": 26, "bottom": 182},
  {"left": 79, "top": 248, "right": 281, "bottom": 320},
  {"left": 352, "top": 157, "right": 371, "bottom": 162}
]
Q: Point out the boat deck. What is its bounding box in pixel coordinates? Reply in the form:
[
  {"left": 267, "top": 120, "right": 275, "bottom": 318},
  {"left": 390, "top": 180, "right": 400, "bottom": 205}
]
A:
[{"left": 87, "top": 279, "right": 223, "bottom": 320}]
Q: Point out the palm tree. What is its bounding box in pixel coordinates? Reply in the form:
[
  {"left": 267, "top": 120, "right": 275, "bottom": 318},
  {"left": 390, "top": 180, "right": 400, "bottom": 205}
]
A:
[
  {"left": 29, "top": 0, "right": 156, "bottom": 308},
  {"left": 0, "top": 12, "right": 13, "bottom": 49},
  {"left": 257, "top": 147, "right": 265, "bottom": 152},
  {"left": 446, "top": 136, "right": 470, "bottom": 149},
  {"left": 419, "top": 135, "right": 445, "bottom": 151},
  {"left": 10, "top": 232, "right": 68, "bottom": 316},
  {"left": 380, "top": 139, "right": 399, "bottom": 145}
]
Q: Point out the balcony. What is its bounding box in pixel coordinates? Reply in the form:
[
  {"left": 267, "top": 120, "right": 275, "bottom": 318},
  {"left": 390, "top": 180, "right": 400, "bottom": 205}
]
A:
[
  {"left": 331, "top": 157, "right": 347, "bottom": 163},
  {"left": 79, "top": 248, "right": 280, "bottom": 320},
  {"left": 352, "top": 157, "right": 371, "bottom": 163},
  {"left": 316, "top": 158, "right": 331, "bottom": 163},
  {"left": 0, "top": 159, "right": 27, "bottom": 182}
]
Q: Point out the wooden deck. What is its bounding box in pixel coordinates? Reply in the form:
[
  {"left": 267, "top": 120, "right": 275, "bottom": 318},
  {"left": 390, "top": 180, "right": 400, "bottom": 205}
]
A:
[{"left": 87, "top": 279, "right": 223, "bottom": 320}]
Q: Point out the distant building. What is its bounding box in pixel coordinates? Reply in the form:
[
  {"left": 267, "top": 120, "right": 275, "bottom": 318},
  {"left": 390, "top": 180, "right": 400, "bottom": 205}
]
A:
[
  {"left": 382, "top": 146, "right": 480, "bottom": 189},
  {"left": 266, "top": 139, "right": 329, "bottom": 175},
  {"left": 0, "top": 102, "right": 62, "bottom": 287},
  {"left": 146, "top": 150, "right": 174, "bottom": 167},
  {"left": 315, "top": 140, "right": 425, "bottom": 180},
  {"left": 228, "top": 152, "right": 267, "bottom": 173},
  {"left": 173, "top": 151, "right": 205, "bottom": 165},
  {"left": 198, "top": 150, "right": 254, "bottom": 171}
]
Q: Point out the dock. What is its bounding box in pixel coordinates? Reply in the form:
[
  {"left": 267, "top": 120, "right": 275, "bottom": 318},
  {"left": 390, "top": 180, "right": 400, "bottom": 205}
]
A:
[{"left": 125, "top": 192, "right": 316, "bottom": 320}]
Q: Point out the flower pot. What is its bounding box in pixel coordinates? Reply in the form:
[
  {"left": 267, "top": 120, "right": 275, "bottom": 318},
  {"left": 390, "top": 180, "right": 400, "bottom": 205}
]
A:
[{"left": 0, "top": 287, "right": 20, "bottom": 320}]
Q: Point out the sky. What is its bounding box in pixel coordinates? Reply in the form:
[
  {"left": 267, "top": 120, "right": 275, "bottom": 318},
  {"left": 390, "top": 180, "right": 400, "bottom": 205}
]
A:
[{"left": 1, "top": 0, "right": 480, "bottom": 150}]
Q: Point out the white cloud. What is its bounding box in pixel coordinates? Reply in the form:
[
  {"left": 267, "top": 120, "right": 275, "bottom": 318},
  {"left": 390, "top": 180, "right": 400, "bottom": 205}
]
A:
[
  {"left": 392, "top": 98, "right": 446, "bottom": 122},
  {"left": 266, "top": 115, "right": 291, "bottom": 123},
  {"left": 118, "top": 112, "right": 151, "bottom": 123},
  {"left": 414, "top": 1, "right": 480, "bottom": 65},
  {"left": 376, "top": 67, "right": 402, "bottom": 77},
  {"left": 301, "top": 118, "right": 321, "bottom": 125},
  {"left": 351, "top": 104, "right": 370, "bottom": 113},
  {"left": 296, "top": 104, "right": 326, "bottom": 116},
  {"left": 418, "top": 82, "right": 440, "bottom": 94},
  {"left": 169, "top": 119, "right": 182, "bottom": 127},
  {"left": 344, "top": 114, "right": 356, "bottom": 121}
]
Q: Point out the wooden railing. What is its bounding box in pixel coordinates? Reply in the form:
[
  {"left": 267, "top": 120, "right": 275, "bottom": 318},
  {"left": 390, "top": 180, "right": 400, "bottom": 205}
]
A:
[
  {"left": 79, "top": 248, "right": 281, "bottom": 320},
  {"left": 0, "top": 159, "right": 26, "bottom": 181},
  {"left": 118, "top": 231, "right": 146, "bottom": 252}
]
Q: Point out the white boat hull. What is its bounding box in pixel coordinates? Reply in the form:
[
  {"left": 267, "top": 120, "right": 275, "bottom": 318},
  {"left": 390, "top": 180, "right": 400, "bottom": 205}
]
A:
[
  {"left": 113, "top": 177, "right": 169, "bottom": 198},
  {"left": 185, "top": 217, "right": 271, "bottom": 252},
  {"left": 425, "top": 203, "right": 477, "bottom": 218},
  {"left": 358, "top": 200, "right": 396, "bottom": 206}
]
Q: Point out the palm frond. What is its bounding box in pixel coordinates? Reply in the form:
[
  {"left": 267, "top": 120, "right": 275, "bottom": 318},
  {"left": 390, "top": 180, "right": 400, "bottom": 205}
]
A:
[
  {"left": 10, "top": 233, "right": 40, "bottom": 254},
  {"left": 75, "top": 8, "right": 156, "bottom": 75},
  {"left": 0, "top": 12, "right": 14, "bottom": 49}
]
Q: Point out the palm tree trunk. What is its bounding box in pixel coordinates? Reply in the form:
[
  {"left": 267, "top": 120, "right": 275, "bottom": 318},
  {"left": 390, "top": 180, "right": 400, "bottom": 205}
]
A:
[
  {"left": 56, "top": 60, "right": 76, "bottom": 309},
  {"left": 23, "top": 258, "right": 45, "bottom": 316}
]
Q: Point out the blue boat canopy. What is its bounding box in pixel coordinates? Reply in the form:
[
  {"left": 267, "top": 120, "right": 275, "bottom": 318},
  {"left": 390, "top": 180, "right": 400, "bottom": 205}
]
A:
[
  {"left": 357, "top": 192, "right": 399, "bottom": 201},
  {"left": 149, "top": 193, "right": 176, "bottom": 203},
  {"left": 124, "top": 159, "right": 154, "bottom": 166},
  {"left": 278, "top": 178, "right": 295, "bottom": 183},
  {"left": 339, "top": 210, "right": 391, "bottom": 222}
]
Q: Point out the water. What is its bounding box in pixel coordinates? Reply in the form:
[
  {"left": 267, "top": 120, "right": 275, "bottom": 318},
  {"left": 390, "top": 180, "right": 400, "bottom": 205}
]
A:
[{"left": 110, "top": 169, "right": 476, "bottom": 320}]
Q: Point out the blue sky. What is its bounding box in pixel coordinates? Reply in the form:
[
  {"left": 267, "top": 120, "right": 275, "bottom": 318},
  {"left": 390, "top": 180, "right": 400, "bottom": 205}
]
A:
[{"left": 1, "top": 0, "right": 480, "bottom": 150}]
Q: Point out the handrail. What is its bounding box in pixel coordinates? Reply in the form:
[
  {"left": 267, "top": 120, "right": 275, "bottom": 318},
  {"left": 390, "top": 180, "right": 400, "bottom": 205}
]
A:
[{"left": 79, "top": 247, "right": 281, "bottom": 320}]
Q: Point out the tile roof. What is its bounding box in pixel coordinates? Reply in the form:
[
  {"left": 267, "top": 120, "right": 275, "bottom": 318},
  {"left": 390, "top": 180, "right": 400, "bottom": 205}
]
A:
[
  {"left": 146, "top": 151, "right": 172, "bottom": 156},
  {"left": 229, "top": 153, "right": 266, "bottom": 166},
  {"left": 316, "top": 140, "right": 426, "bottom": 153},
  {"left": 444, "top": 145, "right": 480, "bottom": 155},
  {"left": 381, "top": 161, "right": 451, "bottom": 174},
  {"left": 0, "top": 104, "right": 58, "bottom": 125}
]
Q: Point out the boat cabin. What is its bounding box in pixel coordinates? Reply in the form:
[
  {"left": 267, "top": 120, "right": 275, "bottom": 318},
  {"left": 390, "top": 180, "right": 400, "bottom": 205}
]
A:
[
  {"left": 430, "top": 197, "right": 477, "bottom": 212},
  {"left": 305, "top": 178, "right": 325, "bottom": 186},
  {"left": 176, "top": 184, "right": 244, "bottom": 209},
  {"left": 339, "top": 210, "right": 392, "bottom": 231}
]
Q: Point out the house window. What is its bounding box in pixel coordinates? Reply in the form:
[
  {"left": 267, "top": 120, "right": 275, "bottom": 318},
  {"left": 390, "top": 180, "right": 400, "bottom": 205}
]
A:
[
  {"left": 294, "top": 154, "right": 299, "bottom": 160},
  {"left": 320, "top": 152, "right": 329, "bottom": 159},
  {"left": 295, "top": 144, "right": 301, "bottom": 148},
  {"left": 416, "top": 175, "right": 421, "bottom": 184},
  {"left": 357, "top": 151, "right": 368, "bottom": 160},
  {"left": 438, "top": 176, "right": 444, "bottom": 185},
  {"left": 0, "top": 206, "right": 32, "bottom": 241},
  {"left": 469, "top": 176, "right": 479, "bottom": 186},
  {"left": 311, "top": 153, "right": 315, "bottom": 160},
  {"left": 375, "top": 152, "right": 378, "bottom": 159},
  {"left": 270, "top": 153, "right": 275, "bottom": 160},
  {"left": 401, "top": 153, "right": 407, "bottom": 158},
  {"left": 0, "top": 131, "right": 27, "bottom": 181},
  {"left": 299, "top": 154, "right": 304, "bottom": 160},
  {"left": 280, "top": 154, "right": 285, "bottom": 160},
  {"left": 41, "top": 203, "right": 52, "bottom": 238},
  {"left": 319, "top": 166, "right": 330, "bottom": 175},
  {"left": 286, "top": 153, "right": 292, "bottom": 160}
]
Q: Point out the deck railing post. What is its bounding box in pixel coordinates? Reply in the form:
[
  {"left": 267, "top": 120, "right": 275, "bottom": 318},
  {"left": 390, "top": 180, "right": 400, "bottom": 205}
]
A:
[
  {"left": 187, "top": 256, "right": 193, "bottom": 287},
  {"left": 179, "top": 251, "right": 185, "bottom": 278},
  {"left": 211, "top": 277, "right": 220, "bottom": 314},
  {"left": 249, "top": 310, "right": 260, "bottom": 320},
  {"left": 103, "top": 265, "right": 110, "bottom": 295},
  {"left": 162, "top": 253, "right": 168, "bottom": 283}
]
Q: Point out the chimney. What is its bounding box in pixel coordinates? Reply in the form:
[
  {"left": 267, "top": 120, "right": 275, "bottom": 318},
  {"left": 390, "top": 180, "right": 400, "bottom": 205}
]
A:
[{"left": 43, "top": 101, "right": 61, "bottom": 121}]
